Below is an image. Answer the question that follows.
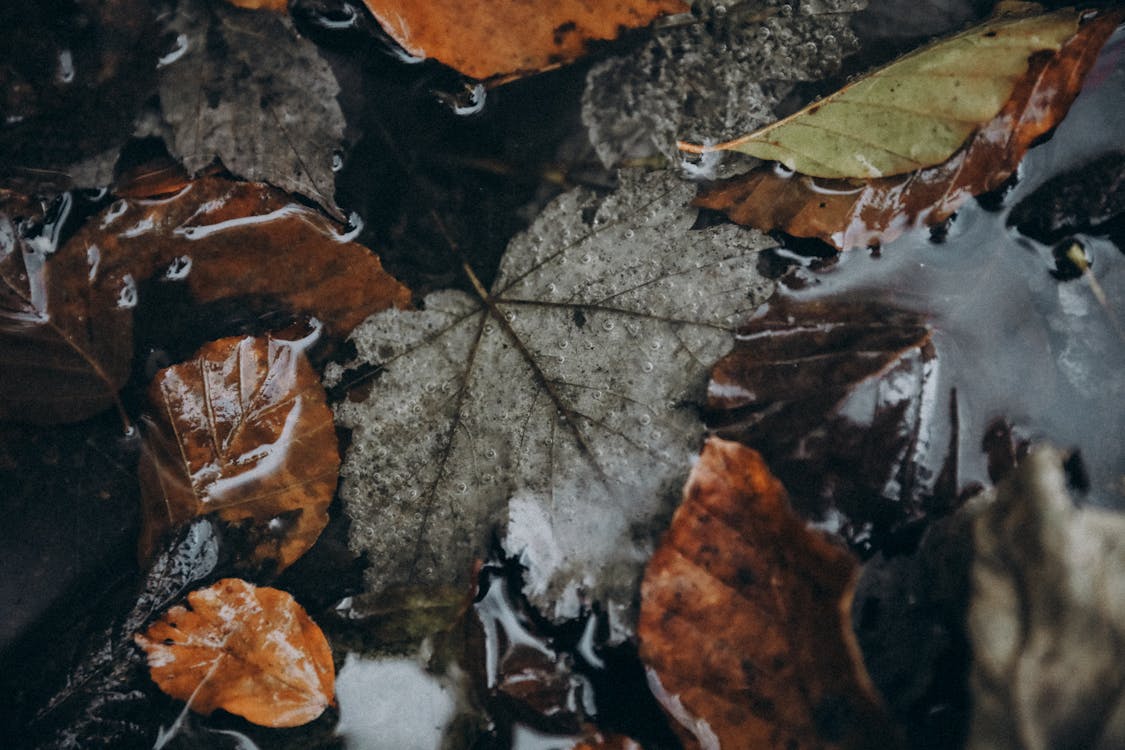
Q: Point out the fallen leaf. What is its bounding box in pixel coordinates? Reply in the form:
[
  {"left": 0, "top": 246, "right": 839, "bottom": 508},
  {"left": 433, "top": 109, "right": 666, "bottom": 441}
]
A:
[
  {"left": 967, "top": 446, "right": 1125, "bottom": 750},
  {"left": 225, "top": 0, "right": 288, "bottom": 10},
  {"left": 706, "top": 297, "right": 953, "bottom": 553},
  {"left": 582, "top": 0, "right": 864, "bottom": 168},
  {"left": 0, "top": 191, "right": 134, "bottom": 423},
  {"left": 138, "top": 333, "right": 339, "bottom": 571},
  {"left": 638, "top": 438, "right": 897, "bottom": 750},
  {"left": 361, "top": 0, "right": 687, "bottom": 82},
  {"left": 1008, "top": 150, "right": 1125, "bottom": 244},
  {"left": 682, "top": 9, "right": 1084, "bottom": 178},
  {"left": 694, "top": 9, "right": 1121, "bottom": 250},
  {"left": 329, "top": 170, "right": 775, "bottom": 637},
  {"left": 135, "top": 578, "right": 334, "bottom": 728},
  {"left": 159, "top": 0, "right": 346, "bottom": 216}
]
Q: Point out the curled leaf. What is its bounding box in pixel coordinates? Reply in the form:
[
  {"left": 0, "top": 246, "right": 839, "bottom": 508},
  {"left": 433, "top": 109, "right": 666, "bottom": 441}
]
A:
[
  {"left": 639, "top": 438, "right": 897, "bottom": 750},
  {"left": 135, "top": 578, "right": 334, "bottom": 728},
  {"left": 138, "top": 333, "right": 339, "bottom": 571},
  {"left": 694, "top": 10, "right": 1121, "bottom": 250},
  {"left": 361, "top": 0, "right": 688, "bottom": 82},
  {"left": 682, "top": 9, "right": 1083, "bottom": 178}
]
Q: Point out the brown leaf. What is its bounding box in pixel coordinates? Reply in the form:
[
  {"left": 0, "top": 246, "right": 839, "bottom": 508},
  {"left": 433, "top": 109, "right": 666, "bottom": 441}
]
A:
[
  {"left": 138, "top": 333, "right": 338, "bottom": 571},
  {"left": 638, "top": 438, "right": 898, "bottom": 750},
  {"left": 135, "top": 578, "right": 334, "bottom": 727},
  {"left": 0, "top": 176, "right": 409, "bottom": 424},
  {"left": 360, "top": 0, "right": 688, "bottom": 82},
  {"left": 704, "top": 297, "right": 954, "bottom": 553},
  {"left": 694, "top": 10, "right": 1122, "bottom": 251}
]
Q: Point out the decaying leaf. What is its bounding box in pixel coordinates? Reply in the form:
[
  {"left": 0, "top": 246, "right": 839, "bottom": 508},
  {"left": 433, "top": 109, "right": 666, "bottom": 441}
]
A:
[
  {"left": 135, "top": 578, "right": 334, "bottom": 728},
  {"left": 329, "top": 170, "right": 775, "bottom": 638},
  {"left": 968, "top": 446, "right": 1125, "bottom": 750},
  {"left": 639, "top": 438, "right": 897, "bottom": 750},
  {"left": 361, "top": 0, "right": 687, "bottom": 82},
  {"left": 0, "top": 191, "right": 134, "bottom": 423},
  {"left": 582, "top": 0, "right": 864, "bottom": 168},
  {"left": 682, "top": 9, "right": 1084, "bottom": 178},
  {"left": 65, "top": 174, "right": 410, "bottom": 339},
  {"left": 1008, "top": 150, "right": 1125, "bottom": 244},
  {"left": 694, "top": 9, "right": 1121, "bottom": 250},
  {"left": 138, "top": 333, "right": 339, "bottom": 571},
  {"left": 159, "top": 0, "right": 346, "bottom": 216},
  {"left": 706, "top": 297, "right": 953, "bottom": 553}
]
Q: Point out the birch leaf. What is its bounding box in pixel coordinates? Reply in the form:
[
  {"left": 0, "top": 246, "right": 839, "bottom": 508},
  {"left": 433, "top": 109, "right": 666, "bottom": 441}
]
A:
[
  {"left": 159, "top": 0, "right": 345, "bottom": 217},
  {"left": 330, "top": 170, "right": 774, "bottom": 638},
  {"left": 683, "top": 9, "right": 1084, "bottom": 178}
]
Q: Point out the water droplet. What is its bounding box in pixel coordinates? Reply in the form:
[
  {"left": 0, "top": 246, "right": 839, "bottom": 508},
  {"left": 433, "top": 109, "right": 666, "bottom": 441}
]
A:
[
  {"left": 642, "top": 361, "right": 654, "bottom": 373},
  {"left": 650, "top": 339, "right": 662, "bottom": 350},
  {"left": 504, "top": 310, "right": 516, "bottom": 322},
  {"left": 624, "top": 229, "right": 635, "bottom": 239},
  {"left": 559, "top": 340, "right": 569, "bottom": 349},
  {"left": 484, "top": 323, "right": 495, "bottom": 335},
  {"left": 456, "top": 482, "right": 468, "bottom": 494},
  {"left": 486, "top": 448, "right": 497, "bottom": 459},
  {"left": 547, "top": 282, "right": 557, "bottom": 293},
  {"left": 602, "top": 319, "right": 615, "bottom": 331},
  {"left": 640, "top": 414, "right": 652, "bottom": 426},
  {"left": 581, "top": 253, "right": 593, "bottom": 264},
  {"left": 116, "top": 274, "right": 137, "bottom": 309},
  {"left": 332, "top": 151, "right": 345, "bottom": 172}
]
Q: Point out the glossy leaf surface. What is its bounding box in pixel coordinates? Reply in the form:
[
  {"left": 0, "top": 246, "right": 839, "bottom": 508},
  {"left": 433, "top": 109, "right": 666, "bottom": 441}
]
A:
[
  {"left": 135, "top": 578, "right": 334, "bottom": 727},
  {"left": 138, "top": 334, "right": 338, "bottom": 571},
  {"left": 361, "top": 0, "right": 687, "bottom": 82},
  {"left": 639, "top": 438, "right": 896, "bottom": 750},
  {"left": 683, "top": 9, "right": 1081, "bottom": 178},
  {"left": 693, "top": 10, "right": 1120, "bottom": 250}
]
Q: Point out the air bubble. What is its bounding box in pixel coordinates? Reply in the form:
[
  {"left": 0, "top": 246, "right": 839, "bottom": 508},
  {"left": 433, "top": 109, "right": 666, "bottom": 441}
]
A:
[
  {"left": 504, "top": 310, "right": 516, "bottom": 322},
  {"left": 581, "top": 253, "right": 592, "bottom": 264},
  {"left": 559, "top": 340, "right": 569, "bottom": 349},
  {"left": 624, "top": 229, "right": 635, "bottom": 239},
  {"left": 640, "top": 414, "right": 652, "bottom": 425},
  {"left": 331, "top": 151, "right": 345, "bottom": 172},
  {"left": 456, "top": 482, "right": 468, "bottom": 494},
  {"left": 116, "top": 275, "right": 138, "bottom": 309},
  {"left": 642, "top": 361, "right": 654, "bottom": 373},
  {"left": 484, "top": 323, "right": 495, "bottom": 335},
  {"left": 486, "top": 449, "right": 497, "bottom": 459},
  {"left": 650, "top": 339, "right": 662, "bottom": 350},
  {"left": 602, "top": 319, "right": 615, "bottom": 331}
]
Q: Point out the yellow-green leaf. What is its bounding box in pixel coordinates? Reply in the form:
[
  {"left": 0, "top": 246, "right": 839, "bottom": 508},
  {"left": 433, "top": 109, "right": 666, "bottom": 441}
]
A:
[{"left": 680, "top": 9, "right": 1083, "bottom": 178}]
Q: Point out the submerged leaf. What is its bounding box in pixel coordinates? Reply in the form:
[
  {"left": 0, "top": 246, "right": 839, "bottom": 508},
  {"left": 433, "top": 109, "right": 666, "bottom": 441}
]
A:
[
  {"left": 968, "top": 446, "right": 1125, "bottom": 750},
  {"left": 135, "top": 578, "right": 334, "bottom": 728},
  {"left": 639, "top": 438, "right": 897, "bottom": 750},
  {"left": 693, "top": 10, "right": 1121, "bottom": 250},
  {"left": 683, "top": 9, "right": 1084, "bottom": 178},
  {"left": 330, "top": 170, "right": 774, "bottom": 637},
  {"left": 360, "top": 0, "right": 688, "bottom": 82},
  {"left": 1008, "top": 150, "right": 1125, "bottom": 243},
  {"left": 138, "top": 333, "right": 339, "bottom": 571},
  {"left": 160, "top": 0, "right": 346, "bottom": 216}
]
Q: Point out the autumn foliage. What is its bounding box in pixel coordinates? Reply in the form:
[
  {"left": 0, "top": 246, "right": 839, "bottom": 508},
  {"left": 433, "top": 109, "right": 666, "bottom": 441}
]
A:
[
  {"left": 135, "top": 578, "right": 334, "bottom": 727},
  {"left": 694, "top": 10, "right": 1122, "bottom": 250},
  {"left": 639, "top": 438, "right": 897, "bottom": 749}
]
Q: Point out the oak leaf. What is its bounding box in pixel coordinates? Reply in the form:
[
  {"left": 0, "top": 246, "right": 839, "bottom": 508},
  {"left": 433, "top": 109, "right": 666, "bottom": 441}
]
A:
[
  {"left": 360, "top": 0, "right": 688, "bottom": 82},
  {"left": 135, "top": 578, "right": 334, "bottom": 727},
  {"left": 638, "top": 438, "right": 897, "bottom": 750},
  {"left": 682, "top": 9, "right": 1084, "bottom": 178},
  {"left": 138, "top": 333, "right": 339, "bottom": 571},
  {"left": 693, "top": 9, "right": 1121, "bottom": 251},
  {"left": 329, "top": 170, "right": 775, "bottom": 637}
]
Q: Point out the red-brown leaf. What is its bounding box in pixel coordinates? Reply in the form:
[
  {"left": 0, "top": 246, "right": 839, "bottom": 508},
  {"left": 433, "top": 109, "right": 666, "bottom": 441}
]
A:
[
  {"left": 694, "top": 10, "right": 1122, "bottom": 251},
  {"left": 135, "top": 578, "right": 334, "bottom": 727},
  {"left": 638, "top": 438, "right": 898, "bottom": 750},
  {"left": 361, "top": 0, "right": 688, "bottom": 82},
  {"left": 138, "top": 333, "right": 338, "bottom": 571}
]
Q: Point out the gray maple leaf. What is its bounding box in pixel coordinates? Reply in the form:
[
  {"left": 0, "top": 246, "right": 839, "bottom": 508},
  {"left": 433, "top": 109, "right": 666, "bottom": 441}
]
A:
[
  {"left": 328, "top": 170, "right": 775, "bottom": 638},
  {"left": 159, "top": 0, "right": 345, "bottom": 216}
]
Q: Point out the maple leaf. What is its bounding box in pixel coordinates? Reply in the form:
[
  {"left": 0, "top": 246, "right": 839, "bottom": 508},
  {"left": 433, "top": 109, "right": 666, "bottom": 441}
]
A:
[
  {"left": 639, "top": 438, "right": 898, "bottom": 750},
  {"left": 360, "top": 0, "right": 688, "bottom": 83},
  {"left": 135, "top": 578, "right": 335, "bottom": 728},
  {"left": 692, "top": 9, "right": 1122, "bottom": 250},
  {"left": 329, "top": 170, "right": 775, "bottom": 637},
  {"left": 138, "top": 333, "right": 339, "bottom": 572},
  {"left": 159, "top": 0, "right": 346, "bottom": 216}
]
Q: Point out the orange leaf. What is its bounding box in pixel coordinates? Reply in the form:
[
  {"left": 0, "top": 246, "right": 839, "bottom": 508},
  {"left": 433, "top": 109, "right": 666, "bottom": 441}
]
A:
[
  {"left": 138, "top": 333, "right": 338, "bottom": 571},
  {"left": 361, "top": 0, "right": 688, "bottom": 82},
  {"left": 694, "top": 10, "right": 1122, "bottom": 251},
  {"left": 638, "top": 438, "right": 898, "bottom": 750},
  {"left": 135, "top": 578, "right": 334, "bottom": 727}
]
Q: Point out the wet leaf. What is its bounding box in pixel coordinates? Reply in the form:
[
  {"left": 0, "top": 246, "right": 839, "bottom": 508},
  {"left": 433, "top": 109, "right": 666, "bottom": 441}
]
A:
[
  {"left": 683, "top": 9, "right": 1084, "bottom": 179},
  {"left": 638, "top": 438, "right": 897, "bottom": 750},
  {"left": 1008, "top": 150, "right": 1125, "bottom": 244},
  {"left": 583, "top": 0, "right": 864, "bottom": 168},
  {"left": 225, "top": 0, "right": 288, "bottom": 10},
  {"left": 0, "top": 192, "right": 133, "bottom": 423},
  {"left": 705, "top": 297, "right": 953, "bottom": 554},
  {"left": 694, "top": 9, "right": 1121, "bottom": 251},
  {"left": 65, "top": 174, "right": 410, "bottom": 339},
  {"left": 160, "top": 0, "right": 346, "bottom": 216},
  {"left": 360, "top": 0, "right": 687, "bottom": 82},
  {"left": 138, "top": 333, "right": 339, "bottom": 571},
  {"left": 967, "top": 446, "right": 1125, "bottom": 750},
  {"left": 330, "top": 170, "right": 775, "bottom": 637},
  {"left": 135, "top": 578, "right": 334, "bottom": 728}
]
